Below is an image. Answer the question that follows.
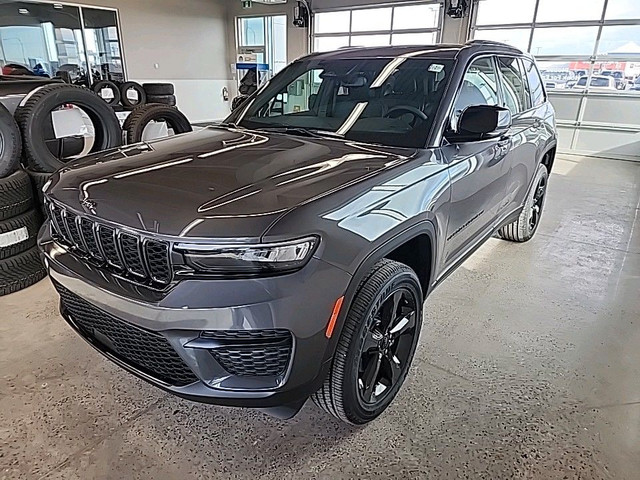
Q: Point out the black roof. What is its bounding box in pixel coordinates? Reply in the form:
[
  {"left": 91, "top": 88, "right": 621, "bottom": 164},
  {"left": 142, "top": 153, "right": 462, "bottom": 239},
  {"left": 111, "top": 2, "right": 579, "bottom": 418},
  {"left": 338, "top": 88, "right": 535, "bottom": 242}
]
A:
[{"left": 304, "top": 40, "right": 526, "bottom": 62}]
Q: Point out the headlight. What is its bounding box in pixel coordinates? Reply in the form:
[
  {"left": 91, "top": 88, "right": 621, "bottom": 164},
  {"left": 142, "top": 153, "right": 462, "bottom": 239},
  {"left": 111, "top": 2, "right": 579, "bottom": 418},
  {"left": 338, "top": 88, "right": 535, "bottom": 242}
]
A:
[{"left": 175, "top": 236, "right": 318, "bottom": 275}]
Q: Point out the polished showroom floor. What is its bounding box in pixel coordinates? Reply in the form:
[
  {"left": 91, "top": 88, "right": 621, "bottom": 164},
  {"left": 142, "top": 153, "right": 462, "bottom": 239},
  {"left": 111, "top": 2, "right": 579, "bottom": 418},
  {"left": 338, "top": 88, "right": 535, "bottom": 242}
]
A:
[{"left": 1, "top": 154, "right": 638, "bottom": 479}]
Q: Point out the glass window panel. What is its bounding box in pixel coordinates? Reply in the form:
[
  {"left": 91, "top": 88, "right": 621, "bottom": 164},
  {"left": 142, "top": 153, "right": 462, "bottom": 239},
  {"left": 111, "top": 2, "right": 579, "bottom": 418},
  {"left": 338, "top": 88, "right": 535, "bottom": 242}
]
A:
[
  {"left": 314, "top": 11, "right": 350, "bottom": 34},
  {"left": 605, "top": 0, "right": 640, "bottom": 20},
  {"left": 522, "top": 58, "right": 545, "bottom": 106},
  {"left": 83, "top": 8, "right": 123, "bottom": 83},
  {"left": 392, "top": 4, "right": 439, "bottom": 30},
  {"left": 474, "top": 28, "right": 531, "bottom": 52},
  {"left": 497, "top": 56, "right": 530, "bottom": 114},
  {"left": 536, "top": 60, "right": 583, "bottom": 90},
  {"left": 531, "top": 27, "right": 599, "bottom": 56},
  {"left": 0, "top": 1, "right": 89, "bottom": 85},
  {"left": 536, "top": 0, "right": 605, "bottom": 23},
  {"left": 597, "top": 26, "right": 640, "bottom": 56},
  {"left": 350, "top": 34, "right": 390, "bottom": 47},
  {"left": 314, "top": 36, "right": 349, "bottom": 52},
  {"left": 351, "top": 7, "right": 392, "bottom": 32},
  {"left": 391, "top": 32, "right": 437, "bottom": 46},
  {"left": 454, "top": 57, "right": 499, "bottom": 125},
  {"left": 475, "top": 0, "right": 536, "bottom": 25},
  {"left": 593, "top": 59, "right": 640, "bottom": 91},
  {"left": 239, "top": 17, "right": 265, "bottom": 46}
]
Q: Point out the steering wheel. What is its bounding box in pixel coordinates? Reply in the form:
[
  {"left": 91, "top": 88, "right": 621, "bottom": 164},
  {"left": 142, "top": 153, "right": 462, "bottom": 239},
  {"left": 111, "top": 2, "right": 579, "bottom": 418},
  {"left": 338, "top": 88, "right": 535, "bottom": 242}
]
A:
[{"left": 384, "top": 105, "right": 428, "bottom": 122}]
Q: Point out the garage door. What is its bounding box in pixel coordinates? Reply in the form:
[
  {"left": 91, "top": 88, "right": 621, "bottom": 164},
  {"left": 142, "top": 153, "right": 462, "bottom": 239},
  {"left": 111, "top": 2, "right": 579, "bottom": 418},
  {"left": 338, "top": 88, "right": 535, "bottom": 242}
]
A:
[
  {"left": 470, "top": 0, "right": 640, "bottom": 161},
  {"left": 312, "top": 1, "right": 443, "bottom": 52}
]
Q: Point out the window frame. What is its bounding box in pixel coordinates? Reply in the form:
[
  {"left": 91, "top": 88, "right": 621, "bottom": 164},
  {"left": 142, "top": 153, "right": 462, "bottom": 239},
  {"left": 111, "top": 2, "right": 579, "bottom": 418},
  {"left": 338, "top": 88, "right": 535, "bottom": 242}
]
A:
[
  {"left": 496, "top": 55, "right": 532, "bottom": 115},
  {"left": 0, "top": 0, "right": 127, "bottom": 84},
  {"left": 312, "top": 1, "right": 444, "bottom": 52},
  {"left": 447, "top": 54, "right": 501, "bottom": 133}
]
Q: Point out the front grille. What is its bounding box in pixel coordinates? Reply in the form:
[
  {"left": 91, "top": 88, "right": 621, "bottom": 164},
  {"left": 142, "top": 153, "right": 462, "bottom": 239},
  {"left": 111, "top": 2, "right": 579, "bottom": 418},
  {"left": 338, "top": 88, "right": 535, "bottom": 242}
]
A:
[
  {"left": 56, "top": 284, "right": 198, "bottom": 387},
  {"left": 204, "top": 329, "right": 293, "bottom": 377},
  {"left": 120, "top": 233, "right": 146, "bottom": 277},
  {"left": 48, "top": 203, "right": 172, "bottom": 286}
]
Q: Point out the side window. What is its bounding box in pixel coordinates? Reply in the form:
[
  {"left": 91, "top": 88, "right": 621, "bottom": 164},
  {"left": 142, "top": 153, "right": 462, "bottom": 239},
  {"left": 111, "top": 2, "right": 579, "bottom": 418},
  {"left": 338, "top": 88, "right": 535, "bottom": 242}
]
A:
[
  {"left": 453, "top": 57, "right": 499, "bottom": 124},
  {"left": 258, "top": 69, "right": 324, "bottom": 117},
  {"left": 497, "top": 56, "right": 531, "bottom": 115},
  {"left": 522, "top": 58, "right": 545, "bottom": 107}
]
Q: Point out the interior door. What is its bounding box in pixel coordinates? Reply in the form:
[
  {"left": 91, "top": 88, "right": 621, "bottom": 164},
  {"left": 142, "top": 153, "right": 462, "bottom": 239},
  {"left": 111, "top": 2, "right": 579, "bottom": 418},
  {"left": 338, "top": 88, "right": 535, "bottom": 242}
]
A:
[{"left": 442, "top": 56, "right": 511, "bottom": 268}]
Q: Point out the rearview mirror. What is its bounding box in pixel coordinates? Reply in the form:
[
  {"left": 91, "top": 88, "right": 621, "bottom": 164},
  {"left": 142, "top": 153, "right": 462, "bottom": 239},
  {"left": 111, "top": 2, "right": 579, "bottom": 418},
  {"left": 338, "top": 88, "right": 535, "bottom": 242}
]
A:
[{"left": 455, "top": 105, "right": 511, "bottom": 141}]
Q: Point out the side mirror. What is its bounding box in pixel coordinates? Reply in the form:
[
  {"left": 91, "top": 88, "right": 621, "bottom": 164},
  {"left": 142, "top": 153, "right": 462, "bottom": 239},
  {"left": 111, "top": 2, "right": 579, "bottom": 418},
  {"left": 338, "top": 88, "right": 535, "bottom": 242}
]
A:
[{"left": 455, "top": 105, "right": 511, "bottom": 141}]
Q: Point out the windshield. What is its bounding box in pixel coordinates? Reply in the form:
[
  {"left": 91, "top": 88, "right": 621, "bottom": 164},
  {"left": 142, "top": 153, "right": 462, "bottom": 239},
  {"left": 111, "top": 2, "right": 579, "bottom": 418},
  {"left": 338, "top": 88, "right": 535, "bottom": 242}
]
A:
[{"left": 225, "top": 56, "right": 454, "bottom": 148}]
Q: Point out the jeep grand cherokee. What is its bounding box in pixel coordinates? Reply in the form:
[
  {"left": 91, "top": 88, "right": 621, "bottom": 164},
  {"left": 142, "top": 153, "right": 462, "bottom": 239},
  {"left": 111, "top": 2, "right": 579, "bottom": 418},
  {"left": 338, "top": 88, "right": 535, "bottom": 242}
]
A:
[{"left": 39, "top": 41, "right": 556, "bottom": 424}]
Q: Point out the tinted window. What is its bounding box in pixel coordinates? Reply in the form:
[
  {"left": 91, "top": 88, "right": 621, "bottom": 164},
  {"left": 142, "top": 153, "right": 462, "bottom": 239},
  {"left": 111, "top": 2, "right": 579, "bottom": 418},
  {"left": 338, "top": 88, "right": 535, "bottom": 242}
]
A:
[
  {"left": 497, "top": 56, "right": 531, "bottom": 114},
  {"left": 522, "top": 58, "right": 545, "bottom": 106},
  {"left": 453, "top": 57, "right": 499, "bottom": 123},
  {"left": 229, "top": 57, "right": 454, "bottom": 149},
  {"left": 591, "top": 77, "right": 612, "bottom": 87}
]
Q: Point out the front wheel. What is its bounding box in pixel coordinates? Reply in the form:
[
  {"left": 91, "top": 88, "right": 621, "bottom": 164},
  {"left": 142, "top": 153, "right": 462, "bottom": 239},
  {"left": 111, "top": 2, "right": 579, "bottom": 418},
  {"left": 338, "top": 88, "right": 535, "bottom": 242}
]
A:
[
  {"left": 312, "top": 259, "right": 423, "bottom": 425},
  {"left": 498, "top": 163, "right": 549, "bottom": 242}
]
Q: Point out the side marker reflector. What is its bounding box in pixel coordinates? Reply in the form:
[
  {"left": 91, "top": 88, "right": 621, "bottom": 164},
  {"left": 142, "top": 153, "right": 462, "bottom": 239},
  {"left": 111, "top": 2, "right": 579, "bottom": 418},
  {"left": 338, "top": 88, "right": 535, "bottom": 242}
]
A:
[{"left": 325, "top": 296, "right": 344, "bottom": 339}]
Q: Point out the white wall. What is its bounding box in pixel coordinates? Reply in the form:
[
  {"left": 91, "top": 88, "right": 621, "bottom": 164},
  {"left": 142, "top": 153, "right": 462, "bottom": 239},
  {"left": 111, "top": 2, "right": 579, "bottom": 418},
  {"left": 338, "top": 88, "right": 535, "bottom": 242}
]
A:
[{"left": 65, "top": 0, "right": 233, "bottom": 122}]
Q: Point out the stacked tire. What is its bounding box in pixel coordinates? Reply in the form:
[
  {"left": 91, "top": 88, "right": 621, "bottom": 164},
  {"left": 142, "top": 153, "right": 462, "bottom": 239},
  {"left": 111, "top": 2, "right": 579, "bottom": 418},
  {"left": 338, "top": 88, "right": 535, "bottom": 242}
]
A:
[
  {"left": 0, "top": 104, "right": 46, "bottom": 296},
  {"left": 122, "top": 103, "right": 192, "bottom": 144},
  {"left": 143, "top": 83, "right": 176, "bottom": 106},
  {"left": 92, "top": 80, "right": 148, "bottom": 110}
]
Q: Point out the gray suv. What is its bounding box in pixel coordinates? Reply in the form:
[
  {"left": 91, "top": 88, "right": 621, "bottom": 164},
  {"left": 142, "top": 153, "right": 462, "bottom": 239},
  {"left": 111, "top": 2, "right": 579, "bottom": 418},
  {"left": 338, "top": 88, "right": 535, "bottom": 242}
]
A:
[{"left": 39, "top": 41, "right": 556, "bottom": 425}]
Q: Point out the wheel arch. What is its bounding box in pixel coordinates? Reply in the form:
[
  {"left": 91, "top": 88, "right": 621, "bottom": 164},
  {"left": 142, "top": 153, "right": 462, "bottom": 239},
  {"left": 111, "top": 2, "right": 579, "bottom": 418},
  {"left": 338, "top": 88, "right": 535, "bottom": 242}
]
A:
[{"left": 326, "top": 220, "right": 438, "bottom": 359}]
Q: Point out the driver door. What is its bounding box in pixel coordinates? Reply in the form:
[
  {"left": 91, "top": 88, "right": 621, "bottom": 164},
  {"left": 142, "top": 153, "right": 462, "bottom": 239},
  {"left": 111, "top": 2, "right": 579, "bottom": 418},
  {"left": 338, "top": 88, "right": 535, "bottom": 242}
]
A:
[{"left": 441, "top": 56, "right": 511, "bottom": 269}]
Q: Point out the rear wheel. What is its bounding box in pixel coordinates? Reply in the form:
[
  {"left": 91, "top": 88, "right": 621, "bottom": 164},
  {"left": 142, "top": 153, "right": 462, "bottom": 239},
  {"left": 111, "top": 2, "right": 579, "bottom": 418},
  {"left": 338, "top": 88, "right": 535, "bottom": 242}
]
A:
[
  {"left": 498, "top": 163, "right": 549, "bottom": 242},
  {"left": 312, "top": 259, "right": 423, "bottom": 425}
]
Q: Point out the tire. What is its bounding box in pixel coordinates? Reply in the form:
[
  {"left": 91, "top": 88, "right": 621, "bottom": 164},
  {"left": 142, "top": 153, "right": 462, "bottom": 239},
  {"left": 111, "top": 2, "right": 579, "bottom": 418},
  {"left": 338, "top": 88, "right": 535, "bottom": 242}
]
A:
[
  {"left": 0, "top": 209, "right": 41, "bottom": 260},
  {"left": 312, "top": 259, "right": 423, "bottom": 425},
  {"left": 0, "top": 246, "right": 46, "bottom": 296},
  {"left": 15, "top": 84, "right": 123, "bottom": 173},
  {"left": 143, "top": 83, "right": 174, "bottom": 96},
  {"left": 120, "top": 81, "right": 147, "bottom": 110},
  {"left": 0, "top": 103, "right": 22, "bottom": 178},
  {"left": 0, "top": 170, "right": 33, "bottom": 221},
  {"left": 122, "top": 104, "right": 192, "bottom": 144},
  {"left": 498, "top": 163, "right": 549, "bottom": 242},
  {"left": 92, "top": 80, "right": 121, "bottom": 106},
  {"left": 24, "top": 168, "right": 51, "bottom": 211},
  {"left": 146, "top": 94, "right": 176, "bottom": 106}
]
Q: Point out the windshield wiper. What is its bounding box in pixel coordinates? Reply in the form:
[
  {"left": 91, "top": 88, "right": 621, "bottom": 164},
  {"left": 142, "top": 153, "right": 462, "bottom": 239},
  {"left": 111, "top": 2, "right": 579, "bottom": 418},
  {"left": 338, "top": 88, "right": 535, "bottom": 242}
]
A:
[{"left": 256, "top": 125, "right": 343, "bottom": 139}]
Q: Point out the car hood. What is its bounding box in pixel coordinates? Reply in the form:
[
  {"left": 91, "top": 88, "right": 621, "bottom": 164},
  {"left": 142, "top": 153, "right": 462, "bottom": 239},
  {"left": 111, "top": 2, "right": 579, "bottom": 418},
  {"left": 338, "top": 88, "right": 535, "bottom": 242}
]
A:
[{"left": 46, "top": 126, "right": 416, "bottom": 239}]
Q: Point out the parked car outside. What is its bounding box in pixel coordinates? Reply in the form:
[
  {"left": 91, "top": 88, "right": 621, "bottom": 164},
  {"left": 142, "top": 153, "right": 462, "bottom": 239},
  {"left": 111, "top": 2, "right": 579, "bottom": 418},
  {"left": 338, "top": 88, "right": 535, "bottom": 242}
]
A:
[
  {"left": 39, "top": 41, "right": 557, "bottom": 424},
  {"left": 573, "top": 75, "right": 618, "bottom": 92}
]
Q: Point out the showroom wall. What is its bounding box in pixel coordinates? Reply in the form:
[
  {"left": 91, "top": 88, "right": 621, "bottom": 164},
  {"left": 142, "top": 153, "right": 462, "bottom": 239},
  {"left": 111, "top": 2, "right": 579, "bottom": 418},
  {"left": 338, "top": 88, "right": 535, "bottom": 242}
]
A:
[{"left": 64, "top": 0, "right": 233, "bottom": 122}]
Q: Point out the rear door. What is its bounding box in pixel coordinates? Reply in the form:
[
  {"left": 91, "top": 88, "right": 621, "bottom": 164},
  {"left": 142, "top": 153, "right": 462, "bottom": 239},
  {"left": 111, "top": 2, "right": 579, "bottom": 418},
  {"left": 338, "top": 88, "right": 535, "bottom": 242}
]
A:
[
  {"left": 495, "top": 55, "right": 538, "bottom": 213},
  {"left": 441, "top": 56, "right": 511, "bottom": 268}
]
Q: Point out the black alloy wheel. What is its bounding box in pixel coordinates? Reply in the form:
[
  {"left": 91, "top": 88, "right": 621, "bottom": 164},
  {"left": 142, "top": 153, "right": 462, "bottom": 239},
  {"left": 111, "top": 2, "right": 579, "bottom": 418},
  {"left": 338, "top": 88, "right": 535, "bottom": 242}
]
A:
[
  {"left": 357, "top": 288, "right": 418, "bottom": 407},
  {"left": 497, "top": 163, "right": 549, "bottom": 242},
  {"left": 312, "top": 259, "right": 423, "bottom": 424},
  {"left": 528, "top": 174, "right": 547, "bottom": 231}
]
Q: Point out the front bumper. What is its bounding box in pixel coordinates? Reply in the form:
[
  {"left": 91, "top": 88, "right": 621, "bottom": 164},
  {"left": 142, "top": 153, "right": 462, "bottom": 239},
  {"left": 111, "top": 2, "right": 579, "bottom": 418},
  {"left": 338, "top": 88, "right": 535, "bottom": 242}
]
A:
[{"left": 38, "top": 223, "right": 353, "bottom": 409}]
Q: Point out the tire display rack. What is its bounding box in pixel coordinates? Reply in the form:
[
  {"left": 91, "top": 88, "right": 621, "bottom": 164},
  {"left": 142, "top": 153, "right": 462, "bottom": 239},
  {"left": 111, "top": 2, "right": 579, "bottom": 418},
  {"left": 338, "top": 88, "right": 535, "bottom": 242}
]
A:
[{"left": 0, "top": 76, "right": 193, "bottom": 296}]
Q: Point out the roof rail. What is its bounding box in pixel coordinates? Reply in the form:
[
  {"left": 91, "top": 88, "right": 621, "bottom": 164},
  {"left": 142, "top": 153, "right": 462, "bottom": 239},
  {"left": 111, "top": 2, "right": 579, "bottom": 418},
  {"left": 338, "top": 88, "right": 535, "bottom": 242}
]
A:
[{"left": 464, "top": 39, "right": 524, "bottom": 52}]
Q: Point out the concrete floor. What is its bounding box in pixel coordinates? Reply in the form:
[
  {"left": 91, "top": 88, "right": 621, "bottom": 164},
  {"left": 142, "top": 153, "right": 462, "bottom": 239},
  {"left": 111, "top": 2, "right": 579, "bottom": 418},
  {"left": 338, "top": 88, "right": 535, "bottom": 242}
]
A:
[{"left": 1, "top": 154, "right": 639, "bottom": 479}]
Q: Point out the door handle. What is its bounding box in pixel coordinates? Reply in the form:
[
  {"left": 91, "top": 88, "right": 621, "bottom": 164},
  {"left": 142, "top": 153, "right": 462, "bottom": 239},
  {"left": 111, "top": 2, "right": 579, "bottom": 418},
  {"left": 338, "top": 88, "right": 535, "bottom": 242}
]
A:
[{"left": 497, "top": 136, "right": 512, "bottom": 149}]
